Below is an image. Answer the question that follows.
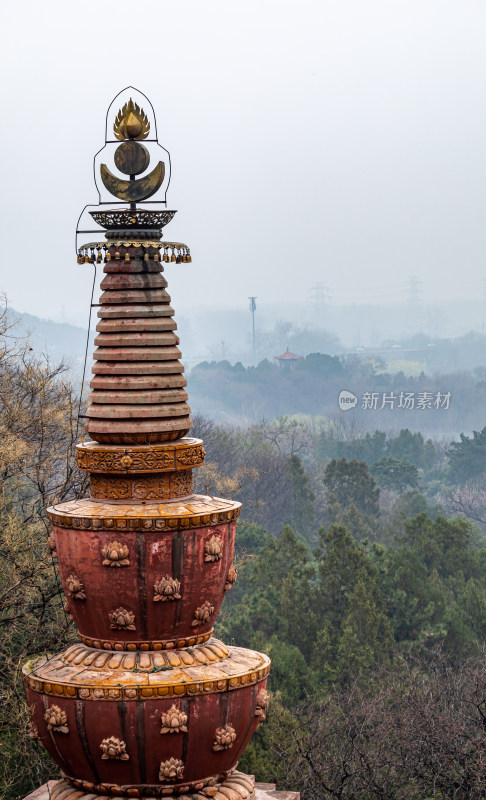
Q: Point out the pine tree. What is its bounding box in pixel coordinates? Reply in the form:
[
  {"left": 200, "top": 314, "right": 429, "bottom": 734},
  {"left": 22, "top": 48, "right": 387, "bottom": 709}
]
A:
[
  {"left": 336, "top": 570, "right": 393, "bottom": 682},
  {"left": 288, "top": 454, "right": 316, "bottom": 538},
  {"left": 323, "top": 458, "right": 380, "bottom": 517}
]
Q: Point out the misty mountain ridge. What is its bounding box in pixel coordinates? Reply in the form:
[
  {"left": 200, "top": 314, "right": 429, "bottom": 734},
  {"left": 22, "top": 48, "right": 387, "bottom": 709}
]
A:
[
  {"left": 8, "top": 304, "right": 486, "bottom": 377},
  {"left": 6, "top": 307, "right": 93, "bottom": 368},
  {"left": 7, "top": 306, "right": 486, "bottom": 437}
]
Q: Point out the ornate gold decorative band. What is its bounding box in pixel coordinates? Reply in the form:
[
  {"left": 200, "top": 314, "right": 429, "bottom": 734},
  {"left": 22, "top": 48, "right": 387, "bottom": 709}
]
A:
[
  {"left": 90, "top": 471, "right": 194, "bottom": 502},
  {"left": 76, "top": 440, "right": 205, "bottom": 474},
  {"left": 78, "top": 628, "right": 213, "bottom": 651},
  {"left": 23, "top": 663, "right": 270, "bottom": 701},
  {"left": 60, "top": 768, "right": 253, "bottom": 798},
  {"left": 47, "top": 506, "right": 241, "bottom": 532}
]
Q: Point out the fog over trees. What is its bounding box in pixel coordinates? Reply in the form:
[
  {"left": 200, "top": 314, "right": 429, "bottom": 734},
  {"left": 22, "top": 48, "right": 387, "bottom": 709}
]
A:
[
  {"left": 2, "top": 308, "right": 486, "bottom": 798},
  {"left": 3, "top": 3, "right": 486, "bottom": 796}
]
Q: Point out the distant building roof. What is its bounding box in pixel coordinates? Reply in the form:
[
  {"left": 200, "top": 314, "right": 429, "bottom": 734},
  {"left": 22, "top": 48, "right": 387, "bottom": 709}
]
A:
[{"left": 274, "top": 348, "right": 302, "bottom": 361}]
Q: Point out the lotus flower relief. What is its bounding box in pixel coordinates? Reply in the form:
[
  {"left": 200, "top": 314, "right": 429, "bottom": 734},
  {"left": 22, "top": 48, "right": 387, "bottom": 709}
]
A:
[
  {"left": 225, "top": 563, "right": 238, "bottom": 590},
  {"left": 109, "top": 607, "right": 136, "bottom": 630},
  {"left": 191, "top": 600, "right": 215, "bottom": 627},
  {"left": 65, "top": 574, "right": 86, "bottom": 600},
  {"left": 153, "top": 575, "right": 181, "bottom": 602},
  {"left": 213, "top": 724, "right": 237, "bottom": 751},
  {"left": 159, "top": 757, "right": 184, "bottom": 781},
  {"left": 255, "top": 688, "right": 270, "bottom": 726},
  {"left": 160, "top": 705, "right": 188, "bottom": 734},
  {"left": 204, "top": 534, "right": 223, "bottom": 562},
  {"left": 44, "top": 705, "right": 69, "bottom": 734},
  {"left": 100, "top": 736, "right": 129, "bottom": 760},
  {"left": 47, "top": 534, "right": 57, "bottom": 559},
  {"left": 63, "top": 600, "right": 75, "bottom": 622},
  {"left": 102, "top": 541, "right": 130, "bottom": 567}
]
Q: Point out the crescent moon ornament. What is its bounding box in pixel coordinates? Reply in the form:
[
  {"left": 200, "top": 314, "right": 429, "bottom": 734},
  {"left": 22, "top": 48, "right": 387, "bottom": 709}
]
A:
[{"left": 100, "top": 161, "right": 165, "bottom": 203}]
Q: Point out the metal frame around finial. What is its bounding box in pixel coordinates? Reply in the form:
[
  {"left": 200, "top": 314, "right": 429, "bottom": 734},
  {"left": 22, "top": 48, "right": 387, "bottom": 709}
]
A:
[{"left": 75, "top": 87, "right": 173, "bottom": 254}]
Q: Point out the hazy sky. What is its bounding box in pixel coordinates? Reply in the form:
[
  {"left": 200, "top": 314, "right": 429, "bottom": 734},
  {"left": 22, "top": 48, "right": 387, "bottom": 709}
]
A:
[{"left": 2, "top": 0, "right": 486, "bottom": 326}]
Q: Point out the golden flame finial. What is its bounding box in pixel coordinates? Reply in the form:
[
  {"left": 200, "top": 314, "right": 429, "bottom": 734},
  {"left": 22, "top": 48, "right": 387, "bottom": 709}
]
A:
[{"left": 113, "top": 99, "right": 150, "bottom": 141}]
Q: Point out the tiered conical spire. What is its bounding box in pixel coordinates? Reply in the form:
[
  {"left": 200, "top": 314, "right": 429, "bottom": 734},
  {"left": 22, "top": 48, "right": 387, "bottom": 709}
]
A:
[
  {"left": 86, "top": 247, "right": 191, "bottom": 444},
  {"left": 23, "top": 90, "right": 269, "bottom": 800}
]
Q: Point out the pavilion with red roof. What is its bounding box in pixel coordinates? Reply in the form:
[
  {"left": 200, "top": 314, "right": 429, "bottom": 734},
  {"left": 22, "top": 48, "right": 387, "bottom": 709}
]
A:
[{"left": 274, "top": 347, "right": 303, "bottom": 371}]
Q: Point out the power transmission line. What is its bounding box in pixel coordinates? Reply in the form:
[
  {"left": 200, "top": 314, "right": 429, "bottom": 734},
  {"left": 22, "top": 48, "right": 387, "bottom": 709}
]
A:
[
  {"left": 404, "top": 276, "right": 423, "bottom": 334},
  {"left": 405, "top": 276, "right": 423, "bottom": 310},
  {"left": 309, "top": 282, "right": 331, "bottom": 322}
]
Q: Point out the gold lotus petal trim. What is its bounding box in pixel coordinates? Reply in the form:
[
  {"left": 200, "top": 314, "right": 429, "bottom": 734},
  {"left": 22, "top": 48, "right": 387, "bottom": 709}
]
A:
[
  {"left": 57, "top": 768, "right": 252, "bottom": 798},
  {"left": 47, "top": 494, "right": 241, "bottom": 532},
  {"left": 60, "top": 639, "right": 230, "bottom": 670},
  {"left": 23, "top": 646, "right": 270, "bottom": 701}
]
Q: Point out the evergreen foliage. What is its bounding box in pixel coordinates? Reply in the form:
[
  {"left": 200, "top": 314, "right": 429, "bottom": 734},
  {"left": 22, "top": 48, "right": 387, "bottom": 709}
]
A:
[
  {"left": 370, "top": 455, "right": 419, "bottom": 491},
  {"left": 219, "top": 511, "right": 486, "bottom": 790},
  {"left": 447, "top": 426, "right": 486, "bottom": 483},
  {"left": 323, "top": 457, "right": 380, "bottom": 516},
  {"left": 1, "top": 310, "right": 486, "bottom": 800}
]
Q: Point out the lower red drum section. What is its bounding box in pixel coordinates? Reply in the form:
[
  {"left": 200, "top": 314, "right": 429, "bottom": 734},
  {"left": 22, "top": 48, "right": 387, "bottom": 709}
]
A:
[
  {"left": 52, "top": 521, "right": 236, "bottom": 648},
  {"left": 24, "top": 644, "right": 270, "bottom": 795}
]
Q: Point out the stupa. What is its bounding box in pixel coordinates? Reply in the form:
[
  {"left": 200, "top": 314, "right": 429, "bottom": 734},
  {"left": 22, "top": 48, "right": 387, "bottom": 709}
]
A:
[{"left": 23, "top": 89, "right": 270, "bottom": 800}]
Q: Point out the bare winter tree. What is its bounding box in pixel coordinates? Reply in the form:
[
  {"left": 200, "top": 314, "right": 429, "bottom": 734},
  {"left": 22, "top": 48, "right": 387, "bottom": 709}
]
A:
[
  {"left": 269, "top": 651, "right": 486, "bottom": 800},
  {"left": 0, "top": 298, "right": 87, "bottom": 796},
  {"left": 441, "top": 476, "right": 486, "bottom": 534}
]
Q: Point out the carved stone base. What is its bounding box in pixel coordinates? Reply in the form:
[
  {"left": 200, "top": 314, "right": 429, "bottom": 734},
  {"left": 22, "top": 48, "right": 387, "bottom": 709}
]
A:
[
  {"left": 24, "top": 772, "right": 256, "bottom": 799},
  {"left": 23, "top": 779, "right": 300, "bottom": 800},
  {"left": 254, "top": 784, "right": 300, "bottom": 799}
]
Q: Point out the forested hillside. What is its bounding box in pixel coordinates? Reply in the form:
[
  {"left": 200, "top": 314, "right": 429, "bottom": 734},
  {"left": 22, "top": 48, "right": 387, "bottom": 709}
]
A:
[
  {"left": 193, "top": 416, "right": 486, "bottom": 797},
  {"left": 187, "top": 353, "right": 486, "bottom": 435}
]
